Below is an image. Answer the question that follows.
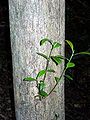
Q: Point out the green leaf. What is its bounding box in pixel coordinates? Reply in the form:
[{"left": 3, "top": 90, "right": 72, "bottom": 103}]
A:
[
  {"left": 38, "top": 81, "right": 48, "bottom": 97},
  {"left": 51, "top": 56, "right": 62, "bottom": 65},
  {"left": 52, "top": 42, "right": 61, "bottom": 49},
  {"left": 23, "top": 77, "right": 36, "bottom": 81},
  {"left": 52, "top": 55, "right": 69, "bottom": 61},
  {"left": 39, "top": 81, "right": 46, "bottom": 91},
  {"left": 37, "top": 52, "right": 48, "bottom": 60},
  {"left": 66, "top": 62, "right": 75, "bottom": 69},
  {"left": 40, "top": 38, "right": 52, "bottom": 46},
  {"left": 74, "top": 52, "right": 90, "bottom": 56},
  {"left": 36, "top": 70, "right": 46, "bottom": 78},
  {"left": 47, "top": 69, "right": 55, "bottom": 73},
  {"left": 39, "top": 91, "right": 48, "bottom": 97},
  {"left": 55, "top": 77, "right": 60, "bottom": 83},
  {"left": 66, "top": 40, "right": 74, "bottom": 52},
  {"left": 59, "top": 55, "right": 69, "bottom": 61},
  {"left": 65, "top": 75, "right": 73, "bottom": 80}
]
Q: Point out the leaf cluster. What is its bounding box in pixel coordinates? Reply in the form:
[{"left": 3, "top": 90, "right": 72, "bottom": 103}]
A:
[{"left": 23, "top": 38, "right": 90, "bottom": 99}]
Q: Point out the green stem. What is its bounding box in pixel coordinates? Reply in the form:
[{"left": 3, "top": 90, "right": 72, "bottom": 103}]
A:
[
  {"left": 66, "top": 51, "right": 74, "bottom": 69},
  {"left": 43, "top": 47, "right": 53, "bottom": 81},
  {"left": 45, "top": 52, "right": 74, "bottom": 98},
  {"left": 47, "top": 68, "right": 66, "bottom": 96},
  {"left": 69, "top": 52, "right": 74, "bottom": 62}
]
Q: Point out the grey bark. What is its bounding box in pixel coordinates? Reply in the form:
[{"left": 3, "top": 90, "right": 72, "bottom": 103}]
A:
[{"left": 8, "top": 0, "right": 65, "bottom": 120}]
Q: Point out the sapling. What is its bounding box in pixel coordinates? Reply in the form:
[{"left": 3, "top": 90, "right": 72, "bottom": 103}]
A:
[{"left": 23, "top": 38, "right": 90, "bottom": 100}]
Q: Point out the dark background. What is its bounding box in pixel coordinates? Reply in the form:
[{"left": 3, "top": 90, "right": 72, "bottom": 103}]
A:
[
  {"left": 65, "top": 0, "right": 90, "bottom": 120},
  {"left": 0, "top": 0, "right": 90, "bottom": 120}
]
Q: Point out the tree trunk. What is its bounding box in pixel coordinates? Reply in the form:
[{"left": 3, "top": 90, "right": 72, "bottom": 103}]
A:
[{"left": 8, "top": 0, "right": 65, "bottom": 120}]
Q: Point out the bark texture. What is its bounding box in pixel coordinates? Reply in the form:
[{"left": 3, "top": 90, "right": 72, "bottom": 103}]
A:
[{"left": 8, "top": 0, "right": 65, "bottom": 120}]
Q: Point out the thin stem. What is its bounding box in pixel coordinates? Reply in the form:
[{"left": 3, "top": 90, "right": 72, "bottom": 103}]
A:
[
  {"left": 69, "top": 52, "right": 74, "bottom": 62},
  {"left": 66, "top": 51, "right": 74, "bottom": 69},
  {"left": 36, "top": 79, "right": 38, "bottom": 88},
  {"left": 35, "top": 46, "right": 53, "bottom": 100},
  {"left": 35, "top": 74, "right": 42, "bottom": 99},
  {"left": 45, "top": 51, "right": 74, "bottom": 97},
  {"left": 43, "top": 47, "right": 53, "bottom": 81},
  {"left": 47, "top": 68, "right": 66, "bottom": 96}
]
